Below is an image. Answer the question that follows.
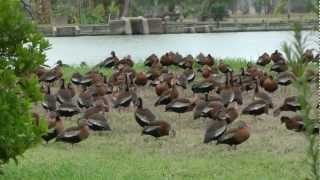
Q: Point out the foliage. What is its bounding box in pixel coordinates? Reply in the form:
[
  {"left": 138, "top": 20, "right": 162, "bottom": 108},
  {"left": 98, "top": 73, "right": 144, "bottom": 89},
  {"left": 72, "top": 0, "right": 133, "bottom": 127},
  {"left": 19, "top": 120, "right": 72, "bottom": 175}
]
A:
[
  {"left": 81, "top": 4, "right": 106, "bottom": 24},
  {"left": 282, "top": 23, "right": 320, "bottom": 180},
  {"left": 0, "top": 0, "right": 48, "bottom": 172},
  {"left": 210, "top": 2, "right": 228, "bottom": 21}
]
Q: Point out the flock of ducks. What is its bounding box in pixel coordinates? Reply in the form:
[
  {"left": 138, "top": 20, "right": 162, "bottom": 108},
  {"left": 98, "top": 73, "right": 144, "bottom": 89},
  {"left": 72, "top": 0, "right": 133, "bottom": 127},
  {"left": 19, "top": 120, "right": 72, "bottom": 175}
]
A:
[{"left": 34, "top": 49, "right": 319, "bottom": 149}]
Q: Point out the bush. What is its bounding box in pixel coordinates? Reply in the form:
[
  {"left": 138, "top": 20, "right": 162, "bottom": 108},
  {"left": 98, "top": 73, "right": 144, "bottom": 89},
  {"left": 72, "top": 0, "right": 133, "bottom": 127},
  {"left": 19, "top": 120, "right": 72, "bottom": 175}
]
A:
[{"left": 0, "top": 0, "right": 48, "bottom": 172}]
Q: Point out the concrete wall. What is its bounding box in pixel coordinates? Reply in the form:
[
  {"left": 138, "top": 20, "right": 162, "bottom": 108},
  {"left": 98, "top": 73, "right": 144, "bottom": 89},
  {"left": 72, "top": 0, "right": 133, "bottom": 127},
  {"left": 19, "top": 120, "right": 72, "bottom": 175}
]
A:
[{"left": 38, "top": 19, "right": 316, "bottom": 37}]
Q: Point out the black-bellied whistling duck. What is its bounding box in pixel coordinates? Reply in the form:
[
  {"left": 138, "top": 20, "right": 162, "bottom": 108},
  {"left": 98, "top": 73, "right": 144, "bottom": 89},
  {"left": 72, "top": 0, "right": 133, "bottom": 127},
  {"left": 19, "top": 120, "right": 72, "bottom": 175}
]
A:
[
  {"left": 196, "top": 53, "right": 206, "bottom": 64},
  {"left": 135, "top": 72, "right": 148, "bottom": 87},
  {"left": 155, "top": 81, "right": 169, "bottom": 96},
  {"left": 193, "top": 95, "right": 210, "bottom": 120},
  {"left": 56, "top": 120, "right": 90, "bottom": 145},
  {"left": 57, "top": 79, "right": 75, "bottom": 104},
  {"left": 242, "top": 99, "right": 269, "bottom": 116},
  {"left": 42, "top": 85, "right": 57, "bottom": 112},
  {"left": 217, "top": 121, "right": 250, "bottom": 149},
  {"left": 280, "top": 115, "right": 304, "bottom": 132},
  {"left": 271, "top": 60, "right": 288, "bottom": 73},
  {"left": 219, "top": 72, "right": 235, "bottom": 107},
  {"left": 225, "top": 102, "right": 239, "bottom": 124},
  {"left": 113, "top": 75, "right": 134, "bottom": 109},
  {"left": 304, "top": 69, "right": 318, "bottom": 82},
  {"left": 199, "top": 65, "right": 214, "bottom": 79},
  {"left": 183, "top": 68, "right": 196, "bottom": 82},
  {"left": 173, "top": 52, "right": 183, "bottom": 66},
  {"left": 160, "top": 52, "right": 175, "bottom": 66},
  {"left": 229, "top": 71, "right": 243, "bottom": 105},
  {"left": 57, "top": 102, "right": 80, "bottom": 118},
  {"left": 165, "top": 97, "right": 197, "bottom": 114},
  {"left": 204, "top": 120, "right": 227, "bottom": 143},
  {"left": 83, "top": 103, "right": 108, "bottom": 119},
  {"left": 281, "top": 115, "right": 319, "bottom": 134},
  {"left": 191, "top": 77, "right": 215, "bottom": 94},
  {"left": 207, "top": 101, "right": 227, "bottom": 121},
  {"left": 302, "top": 49, "right": 314, "bottom": 63},
  {"left": 155, "top": 79, "right": 178, "bottom": 106},
  {"left": 42, "top": 115, "right": 64, "bottom": 143},
  {"left": 71, "top": 72, "right": 83, "bottom": 85},
  {"left": 145, "top": 54, "right": 159, "bottom": 67},
  {"left": 77, "top": 86, "right": 93, "bottom": 109},
  {"left": 277, "top": 71, "right": 296, "bottom": 86},
  {"left": 271, "top": 50, "right": 284, "bottom": 63},
  {"left": 198, "top": 54, "right": 214, "bottom": 66},
  {"left": 253, "top": 79, "right": 273, "bottom": 108},
  {"left": 273, "top": 96, "right": 301, "bottom": 117},
  {"left": 178, "top": 55, "right": 194, "bottom": 69},
  {"left": 176, "top": 73, "right": 187, "bottom": 89},
  {"left": 262, "top": 76, "right": 278, "bottom": 93},
  {"left": 218, "top": 60, "right": 231, "bottom": 74},
  {"left": 98, "top": 51, "right": 119, "bottom": 68},
  {"left": 134, "top": 97, "right": 156, "bottom": 127},
  {"left": 142, "top": 120, "right": 175, "bottom": 138},
  {"left": 87, "top": 113, "right": 111, "bottom": 131},
  {"left": 119, "top": 55, "right": 134, "bottom": 67},
  {"left": 257, "top": 52, "right": 271, "bottom": 66}
]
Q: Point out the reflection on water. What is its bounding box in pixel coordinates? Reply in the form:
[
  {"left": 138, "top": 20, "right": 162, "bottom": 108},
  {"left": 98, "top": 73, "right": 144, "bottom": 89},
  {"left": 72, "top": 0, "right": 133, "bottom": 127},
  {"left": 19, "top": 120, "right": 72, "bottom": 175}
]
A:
[{"left": 46, "top": 31, "right": 317, "bottom": 66}]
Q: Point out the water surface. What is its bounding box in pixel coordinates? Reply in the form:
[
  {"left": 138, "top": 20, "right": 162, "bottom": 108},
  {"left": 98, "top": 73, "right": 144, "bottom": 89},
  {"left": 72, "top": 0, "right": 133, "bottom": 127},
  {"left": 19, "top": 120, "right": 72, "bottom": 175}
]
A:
[{"left": 46, "top": 31, "right": 318, "bottom": 66}]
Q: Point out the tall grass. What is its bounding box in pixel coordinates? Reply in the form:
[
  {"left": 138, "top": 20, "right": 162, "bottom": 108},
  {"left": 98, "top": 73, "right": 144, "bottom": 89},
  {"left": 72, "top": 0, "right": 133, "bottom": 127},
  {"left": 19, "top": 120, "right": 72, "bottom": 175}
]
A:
[{"left": 282, "top": 23, "right": 320, "bottom": 180}]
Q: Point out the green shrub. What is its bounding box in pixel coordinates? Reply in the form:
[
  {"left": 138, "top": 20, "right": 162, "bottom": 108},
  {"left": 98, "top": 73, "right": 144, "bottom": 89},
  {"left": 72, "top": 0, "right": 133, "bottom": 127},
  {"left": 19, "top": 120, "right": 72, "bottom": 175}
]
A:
[{"left": 0, "top": 0, "right": 48, "bottom": 173}]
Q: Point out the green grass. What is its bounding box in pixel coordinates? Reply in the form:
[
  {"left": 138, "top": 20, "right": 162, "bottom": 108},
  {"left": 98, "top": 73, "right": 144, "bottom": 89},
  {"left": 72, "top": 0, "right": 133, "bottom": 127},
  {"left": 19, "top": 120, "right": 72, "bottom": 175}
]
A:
[{"left": 1, "top": 59, "right": 318, "bottom": 179}]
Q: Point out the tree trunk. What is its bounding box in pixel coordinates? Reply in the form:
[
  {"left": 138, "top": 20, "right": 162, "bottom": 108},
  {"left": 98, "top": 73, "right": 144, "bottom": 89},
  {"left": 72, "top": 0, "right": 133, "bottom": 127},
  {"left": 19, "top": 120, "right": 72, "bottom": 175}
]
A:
[{"left": 120, "top": 0, "right": 130, "bottom": 17}]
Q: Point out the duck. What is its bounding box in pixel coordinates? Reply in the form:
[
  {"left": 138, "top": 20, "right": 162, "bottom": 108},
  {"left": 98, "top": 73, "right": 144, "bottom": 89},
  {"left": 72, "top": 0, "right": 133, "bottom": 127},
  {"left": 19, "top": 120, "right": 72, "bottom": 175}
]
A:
[
  {"left": 160, "top": 52, "right": 175, "bottom": 66},
  {"left": 57, "top": 102, "right": 80, "bottom": 118},
  {"left": 262, "top": 75, "right": 278, "bottom": 93},
  {"left": 242, "top": 99, "right": 269, "bottom": 116},
  {"left": 113, "top": 75, "right": 134, "bottom": 109},
  {"left": 119, "top": 55, "right": 134, "bottom": 67},
  {"left": 281, "top": 115, "right": 319, "bottom": 134},
  {"left": 191, "top": 78, "right": 215, "bottom": 94},
  {"left": 56, "top": 120, "right": 90, "bottom": 145},
  {"left": 98, "top": 51, "right": 119, "bottom": 68},
  {"left": 165, "top": 97, "right": 196, "bottom": 114},
  {"left": 229, "top": 71, "right": 243, "bottom": 105},
  {"left": 42, "top": 85, "right": 57, "bottom": 112},
  {"left": 71, "top": 72, "right": 83, "bottom": 85},
  {"left": 199, "top": 65, "right": 214, "bottom": 79},
  {"left": 273, "top": 96, "right": 301, "bottom": 117},
  {"left": 77, "top": 86, "right": 93, "bottom": 109},
  {"left": 218, "top": 59, "right": 231, "bottom": 74},
  {"left": 83, "top": 103, "right": 108, "bottom": 119},
  {"left": 253, "top": 79, "right": 273, "bottom": 108},
  {"left": 155, "top": 81, "right": 169, "bottom": 96},
  {"left": 183, "top": 68, "right": 196, "bottom": 82},
  {"left": 216, "top": 121, "right": 250, "bottom": 149},
  {"left": 277, "top": 71, "right": 296, "bottom": 86},
  {"left": 219, "top": 72, "right": 235, "bottom": 107},
  {"left": 257, "top": 52, "right": 271, "bottom": 66},
  {"left": 39, "top": 66, "right": 63, "bottom": 85},
  {"left": 302, "top": 49, "right": 314, "bottom": 63},
  {"left": 42, "top": 115, "right": 64, "bottom": 143},
  {"left": 198, "top": 54, "right": 214, "bottom": 66},
  {"left": 142, "top": 120, "right": 175, "bottom": 138},
  {"left": 145, "top": 54, "right": 159, "bottom": 67},
  {"left": 57, "top": 79, "right": 75, "bottom": 104},
  {"left": 87, "top": 113, "right": 111, "bottom": 131},
  {"left": 178, "top": 55, "right": 194, "bottom": 69},
  {"left": 135, "top": 72, "right": 148, "bottom": 87},
  {"left": 271, "top": 60, "right": 288, "bottom": 73},
  {"left": 134, "top": 97, "right": 156, "bottom": 127},
  {"left": 225, "top": 102, "right": 239, "bottom": 124},
  {"left": 176, "top": 73, "right": 187, "bottom": 89},
  {"left": 204, "top": 120, "right": 227, "bottom": 143},
  {"left": 155, "top": 79, "right": 178, "bottom": 106},
  {"left": 271, "top": 50, "right": 285, "bottom": 63}
]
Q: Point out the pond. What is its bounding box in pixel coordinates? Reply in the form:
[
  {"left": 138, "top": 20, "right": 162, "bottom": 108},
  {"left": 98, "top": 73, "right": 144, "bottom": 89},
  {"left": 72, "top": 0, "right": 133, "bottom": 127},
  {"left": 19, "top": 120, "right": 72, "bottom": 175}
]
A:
[{"left": 46, "top": 31, "right": 318, "bottom": 66}]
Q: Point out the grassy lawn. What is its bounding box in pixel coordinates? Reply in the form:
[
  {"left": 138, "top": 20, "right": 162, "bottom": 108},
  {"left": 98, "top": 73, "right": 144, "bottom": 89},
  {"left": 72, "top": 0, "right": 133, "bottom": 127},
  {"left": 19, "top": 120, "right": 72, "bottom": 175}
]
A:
[{"left": 1, "top": 60, "right": 317, "bottom": 180}]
